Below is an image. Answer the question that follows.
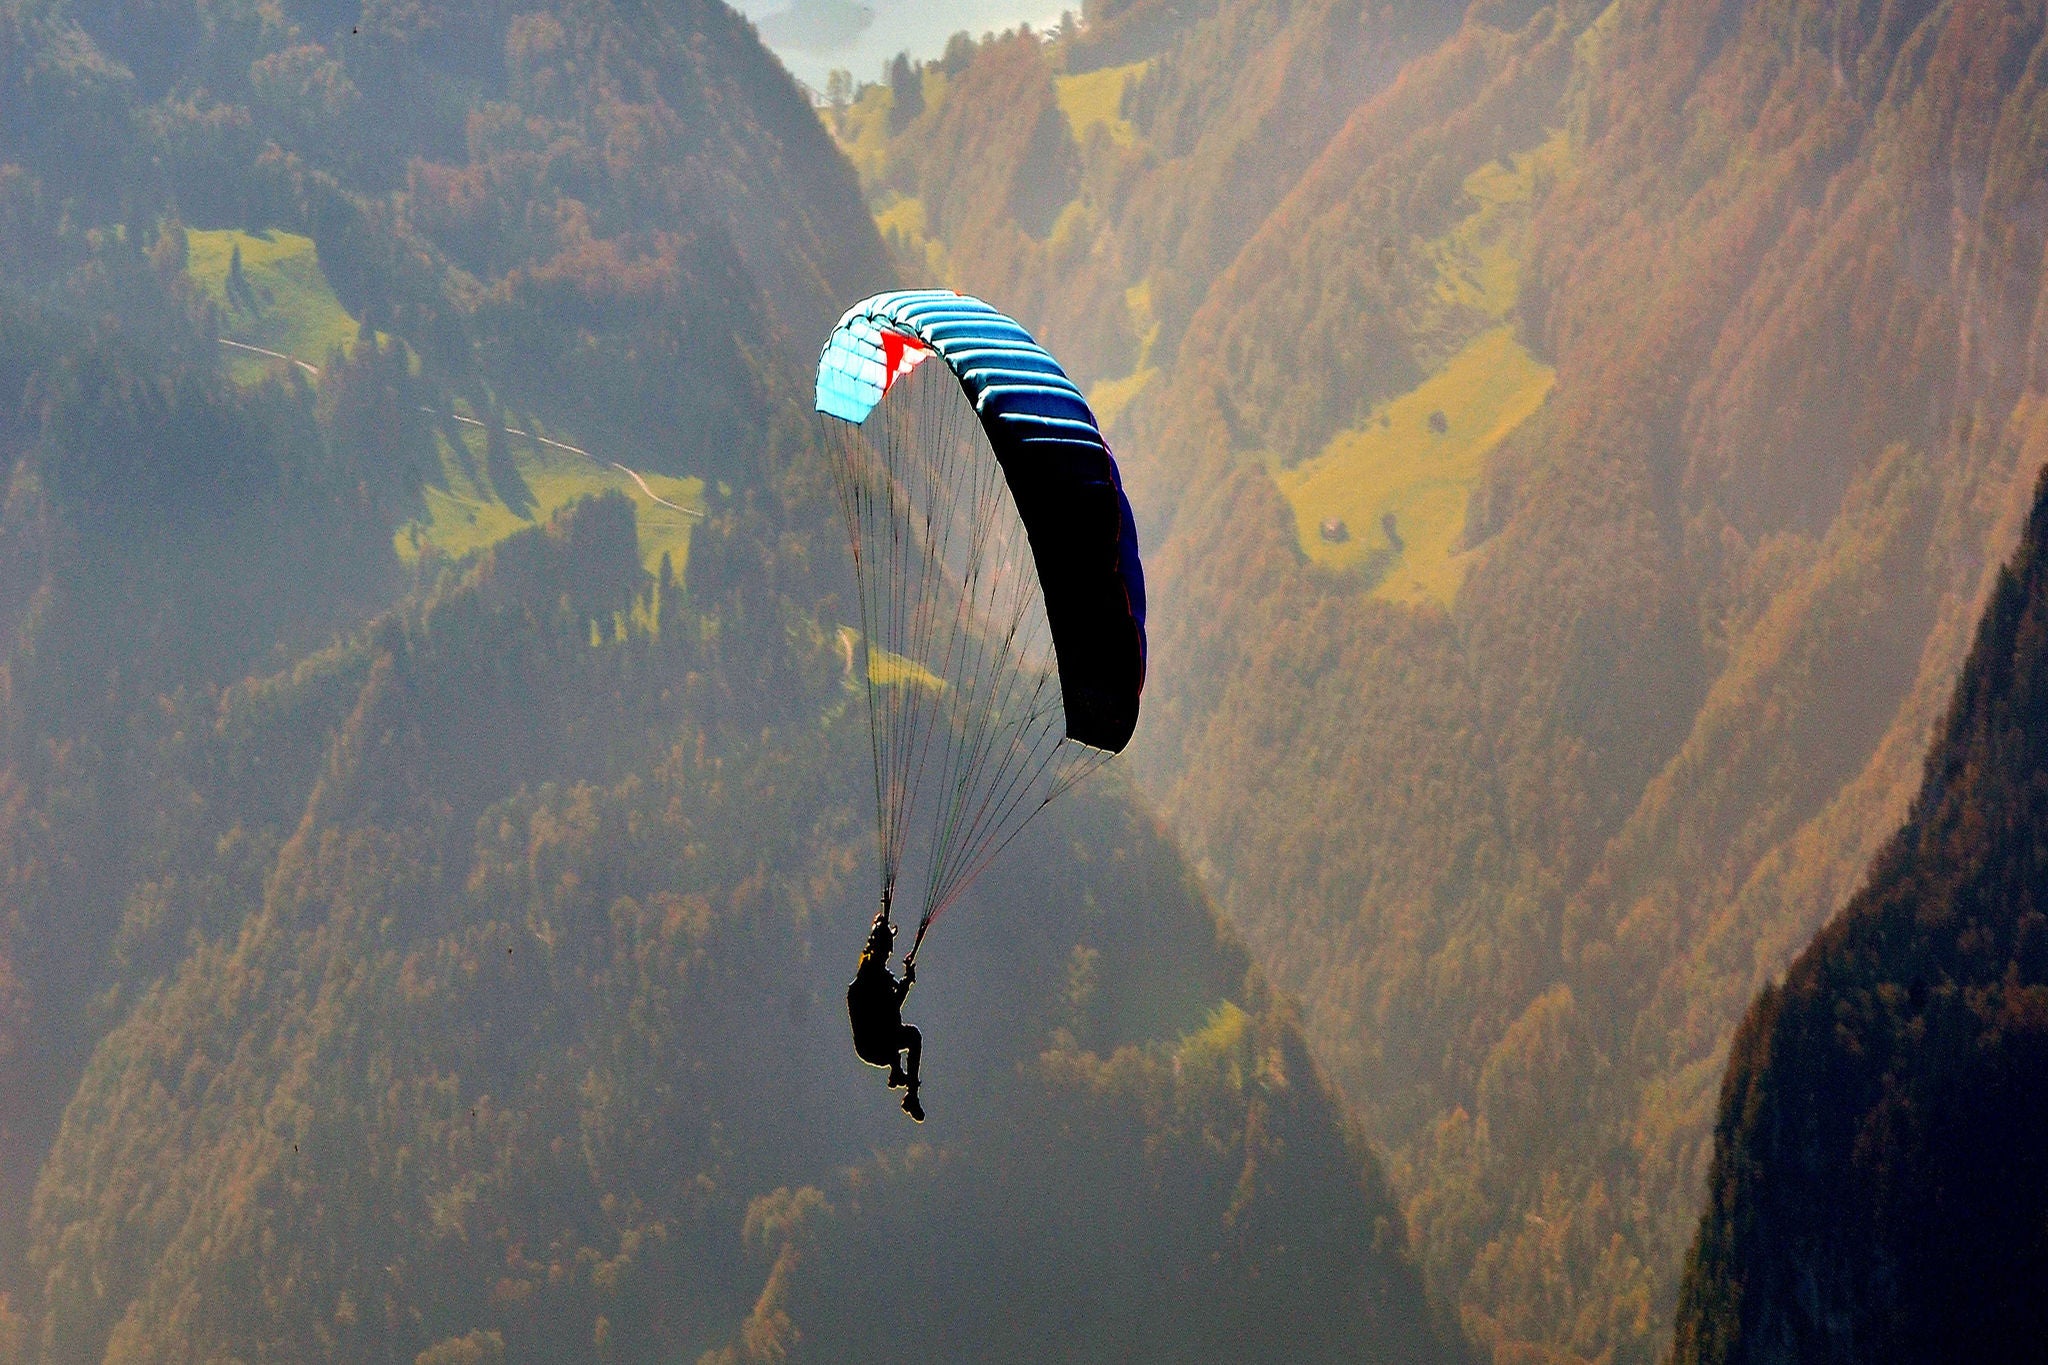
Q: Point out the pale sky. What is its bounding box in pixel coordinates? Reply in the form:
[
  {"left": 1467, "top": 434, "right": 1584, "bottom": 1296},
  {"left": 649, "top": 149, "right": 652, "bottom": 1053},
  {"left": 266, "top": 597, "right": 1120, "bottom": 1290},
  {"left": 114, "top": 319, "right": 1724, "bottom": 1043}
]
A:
[{"left": 730, "top": 0, "right": 1070, "bottom": 92}]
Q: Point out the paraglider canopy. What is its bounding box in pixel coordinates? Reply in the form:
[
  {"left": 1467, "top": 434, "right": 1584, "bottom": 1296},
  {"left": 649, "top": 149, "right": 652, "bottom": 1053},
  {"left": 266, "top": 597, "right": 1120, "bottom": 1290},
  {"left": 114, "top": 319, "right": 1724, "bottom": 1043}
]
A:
[
  {"left": 816, "top": 290, "right": 1146, "bottom": 959},
  {"left": 818, "top": 289, "right": 1146, "bottom": 751}
]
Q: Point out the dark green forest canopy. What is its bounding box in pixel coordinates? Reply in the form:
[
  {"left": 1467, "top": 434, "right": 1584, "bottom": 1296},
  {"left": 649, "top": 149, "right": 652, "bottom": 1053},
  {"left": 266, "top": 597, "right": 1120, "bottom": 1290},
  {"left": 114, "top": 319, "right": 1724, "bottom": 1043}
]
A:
[
  {"left": 1671, "top": 464, "right": 2048, "bottom": 1364},
  {"left": 0, "top": 1, "right": 1451, "bottom": 1360}
]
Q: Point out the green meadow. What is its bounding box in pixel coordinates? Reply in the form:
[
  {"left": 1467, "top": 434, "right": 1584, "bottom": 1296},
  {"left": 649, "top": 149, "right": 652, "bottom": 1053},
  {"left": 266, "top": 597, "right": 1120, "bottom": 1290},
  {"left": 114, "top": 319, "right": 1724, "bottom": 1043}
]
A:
[
  {"left": 1424, "top": 130, "right": 1568, "bottom": 321},
  {"left": 1088, "top": 363, "right": 1156, "bottom": 428},
  {"left": 826, "top": 80, "right": 900, "bottom": 184},
  {"left": 396, "top": 410, "right": 704, "bottom": 585},
  {"left": 186, "top": 228, "right": 363, "bottom": 382},
  {"left": 871, "top": 192, "right": 955, "bottom": 279},
  {"left": 836, "top": 626, "right": 948, "bottom": 693},
  {"left": 180, "top": 235, "right": 701, "bottom": 584},
  {"left": 1056, "top": 59, "right": 1150, "bottom": 148},
  {"left": 1276, "top": 326, "right": 1550, "bottom": 607},
  {"left": 1274, "top": 135, "right": 1567, "bottom": 607},
  {"left": 1089, "top": 278, "right": 1162, "bottom": 427}
]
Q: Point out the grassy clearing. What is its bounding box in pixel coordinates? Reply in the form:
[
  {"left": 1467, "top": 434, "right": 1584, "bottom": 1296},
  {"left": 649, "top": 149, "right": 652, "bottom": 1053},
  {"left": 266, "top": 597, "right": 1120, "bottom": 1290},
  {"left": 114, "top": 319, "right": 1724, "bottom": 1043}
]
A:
[
  {"left": 824, "top": 69, "right": 958, "bottom": 188},
  {"left": 1088, "top": 278, "right": 1163, "bottom": 426},
  {"left": 824, "top": 82, "right": 897, "bottom": 187},
  {"left": 1275, "top": 327, "right": 1552, "bottom": 608},
  {"left": 184, "top": 236, "right": 702, "bottom": 584},
  {"left": 871, "top": 193, "right": 956, "bottom": 280},
  {"left": 873, "top": 195, "right": 925, "bottom": 241},
  {"left": 1273, "top": 133, "right": 1570, "bottom": 607},
  {"left": 1425, "top": 129, "right": 1569, "bottom": 324},
  {"left": 1090, "top": 366, "right": 1157, "bottom": 428},
  {"left": 1056, "top": 59, "right": 1150, "bottom": 147},
  {"left": 396, "top": 412, "right": 704, "bottom": 583},
  {"left": 1123, "top": 278, "right": 1160, "bottom": 360},
  {"left": 869, "top": 646, "right": 946, "bottom": 691},
  {"left": 836, "top": 627, "right": 948, "bottom": 692},
  {"left": 1174, "top": 1000, "right": 1252, "bottom": 1091},
  {"left": 186, "top": 228, "right": 362, "bottom": 382}
]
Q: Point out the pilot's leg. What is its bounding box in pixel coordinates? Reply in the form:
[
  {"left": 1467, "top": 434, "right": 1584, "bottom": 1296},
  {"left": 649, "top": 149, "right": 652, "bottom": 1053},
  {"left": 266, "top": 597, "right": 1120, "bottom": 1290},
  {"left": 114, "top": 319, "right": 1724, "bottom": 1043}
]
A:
[
  {"left": 902, "top": 1025, "right": 922, "bottom": 1087},
  {"left": 900, "top": 1025, "right": 924, "bottom": 1121}
]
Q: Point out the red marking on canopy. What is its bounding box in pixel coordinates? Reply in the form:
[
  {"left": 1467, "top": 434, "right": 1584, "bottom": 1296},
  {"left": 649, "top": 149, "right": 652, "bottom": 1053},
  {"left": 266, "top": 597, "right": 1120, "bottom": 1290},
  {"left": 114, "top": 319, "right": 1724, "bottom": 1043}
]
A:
[{"left": 880, "top": 329, "right": 933, "bottom": 396}]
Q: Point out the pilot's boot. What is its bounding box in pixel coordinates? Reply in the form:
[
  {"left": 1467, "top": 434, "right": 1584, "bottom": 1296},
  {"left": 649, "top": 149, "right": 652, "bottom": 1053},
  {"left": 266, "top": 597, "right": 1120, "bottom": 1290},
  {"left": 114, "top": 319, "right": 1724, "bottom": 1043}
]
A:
[
  {"left": 887, "top": 1064, "right": 908, "bottom": 1089},
  {"left": 902, "top": 1086, "right": 925, "bottom": 1123}
]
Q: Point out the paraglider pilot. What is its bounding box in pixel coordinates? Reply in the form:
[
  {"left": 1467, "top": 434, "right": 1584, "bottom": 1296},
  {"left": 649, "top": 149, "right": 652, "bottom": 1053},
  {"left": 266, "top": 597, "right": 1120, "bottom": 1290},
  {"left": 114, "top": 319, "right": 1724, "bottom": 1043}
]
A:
[{"left": 848, "top": 905, "right": 923, "bottom": 1121}]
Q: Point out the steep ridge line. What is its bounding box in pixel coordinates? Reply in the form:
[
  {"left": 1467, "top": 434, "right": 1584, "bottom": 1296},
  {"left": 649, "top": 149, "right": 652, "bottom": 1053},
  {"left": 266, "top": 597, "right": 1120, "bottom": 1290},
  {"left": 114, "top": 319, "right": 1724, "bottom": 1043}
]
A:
[{"left": 1672, "top": 463, "right": 2048, "bottom": 1362}]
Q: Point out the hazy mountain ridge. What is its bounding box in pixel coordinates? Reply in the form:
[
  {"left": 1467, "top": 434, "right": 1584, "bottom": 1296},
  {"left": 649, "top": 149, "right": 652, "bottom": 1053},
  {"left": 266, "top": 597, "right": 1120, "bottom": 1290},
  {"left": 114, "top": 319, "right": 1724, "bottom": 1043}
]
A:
[
  {"left": 1670, "top": 461, "right": 2048, "bottom": 1364},
  {"left": 0, "top": 0, "right": 890, "bottom": 1171},
  {"left": 717, "top": 977, "right": 1441, "bottom": 1363},
  {"left": 867, "top": 0, "right": 2048, "bottom": 1360},
  {"left": 829, "top": 0, "right": 1468, "bottom": 386},
  {"left": 1152, "top": 4, "right": 1572, "bottom": 473}
]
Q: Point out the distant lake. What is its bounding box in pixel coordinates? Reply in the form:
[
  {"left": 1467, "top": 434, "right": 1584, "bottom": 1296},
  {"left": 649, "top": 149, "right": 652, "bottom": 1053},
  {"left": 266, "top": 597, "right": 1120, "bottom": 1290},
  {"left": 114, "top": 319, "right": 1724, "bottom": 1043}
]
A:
[{"left": 732, "top": 0, "right": 1068, "bottom": 91}]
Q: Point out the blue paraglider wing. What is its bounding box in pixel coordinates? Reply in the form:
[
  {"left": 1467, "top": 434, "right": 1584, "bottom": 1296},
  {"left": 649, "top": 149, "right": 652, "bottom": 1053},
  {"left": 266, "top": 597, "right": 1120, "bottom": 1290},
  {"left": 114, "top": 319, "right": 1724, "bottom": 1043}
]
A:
[{"left": 817, "top": 290, "right": 1146, "bottom": 753}]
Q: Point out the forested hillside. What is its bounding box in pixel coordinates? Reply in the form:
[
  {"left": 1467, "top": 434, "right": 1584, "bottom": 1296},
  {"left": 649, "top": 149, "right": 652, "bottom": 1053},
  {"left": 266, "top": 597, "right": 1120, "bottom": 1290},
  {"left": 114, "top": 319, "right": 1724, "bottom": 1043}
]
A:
[
  {"left": 858, "top": 1, "right": 2048, "bottom": 1360},
  {"left": 18, "top": 495, "right": 1442, "bottom": 1363},
  {"left": 0, "top": 1, "right": 1450, "bottom": 1360},
  {"left": 828, "top": 0, "right": 1469, "bottom": 386},
  {"left": 1671, "top": 463, "right": 2048, "bottom": 1365}
]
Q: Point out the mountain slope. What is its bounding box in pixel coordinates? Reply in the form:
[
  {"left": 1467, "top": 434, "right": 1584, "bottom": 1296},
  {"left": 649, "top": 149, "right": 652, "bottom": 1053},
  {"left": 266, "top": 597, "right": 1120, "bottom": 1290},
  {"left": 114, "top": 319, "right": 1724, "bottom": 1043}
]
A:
[
  {"left": 22, "top": 499, "right": 1451, "bottom": 1365},
  {"left": 830, "top": 0, "right": 1469, "bottom": 385},
  {"left": 1125, "top": 4, "right": 2048, "bottom": 1358},
  {"left": 1671, "top": 463, "right": 2048, "bottom": 1365},
  {"left": 876, "top": 0, "right": 2048, "bottom": 1360},
  {"left": 0, "top": 0, "right": 889, "bottom": 1298}
]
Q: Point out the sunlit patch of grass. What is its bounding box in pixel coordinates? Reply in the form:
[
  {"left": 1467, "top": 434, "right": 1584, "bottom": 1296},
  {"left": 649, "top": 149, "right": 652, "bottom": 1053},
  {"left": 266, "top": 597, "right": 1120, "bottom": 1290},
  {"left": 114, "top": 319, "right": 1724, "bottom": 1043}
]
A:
[
  {"left": 1423, "top": 128, "right": 1571, "bottom": 328},
  {"left": 1275, "top": 327, "right": 1553, "bottom": 608},
  {"left": 186, "top": 228, "right": 363, "bottom": 382},
  {"left": 1174, "top": 1000, "right": 1253, "bottom": 1093},
  {"left": 1087, "top": 277, "right": 1163, "bottom": 426},
  {"left": 824, "top": 81, "right": 896, "bottom": 187},
  {"left": 833, "top": 626, "right": 948, "bottom": 692},
  {"left": 1270, "top": 130, "right": 1571, "bottom": 608},
  {"left": 1090, "top": 367, "right": 1157, "bottom": 428},
  {"left": 396, "top": 409, "right": 704, "bottom": 582},
  {"left": 870, "top": 192, "right": 955, "bottom": 282},
  {"left": 1056, "top": 59, "right": 1150, "bottom": 147},
  {"left": 518, "top": 425, "right": 703, "bottom": 578},
  {"left": 1575, "top": 0, "right": 1624, "bottom": 68},
  {"left": 403, "top": 485, "right": 531, "bottom": 564},
  {"left": 1047, "top": 197, "right": 1097, "bottom": 256},
  {"left": 874, "top": 194, "right": 926, "bottom": 241},
  {"left": 868, "top": 644, "right": 946, "bottom": 692},
  {"left": 1125, "top": 277, "right": 1162, "bottom": 368}
]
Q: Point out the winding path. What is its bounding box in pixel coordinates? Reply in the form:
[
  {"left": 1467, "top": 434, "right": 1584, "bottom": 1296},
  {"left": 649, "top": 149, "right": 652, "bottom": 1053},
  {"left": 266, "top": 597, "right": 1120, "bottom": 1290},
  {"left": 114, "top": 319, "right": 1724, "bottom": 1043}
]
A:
[
  {"left": 217, "top": 337, "right": 319, "bottom": 377},
  {"left": 440, "top": 410, "right": 704, "bottom": 519},
  {"left": 218, "top": 335, "right": 706, "bottom": 521}
]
